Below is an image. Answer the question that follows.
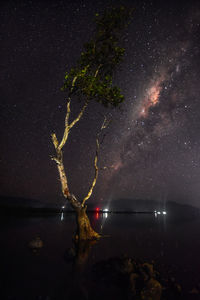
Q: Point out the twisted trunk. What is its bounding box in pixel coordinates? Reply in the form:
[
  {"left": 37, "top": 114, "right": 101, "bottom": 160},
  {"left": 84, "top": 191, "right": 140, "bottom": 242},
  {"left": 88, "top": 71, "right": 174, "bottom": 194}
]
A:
[
  {"left": 51, "top": 95, "right": 102, "bottom": 241},
  {"left": 75, "top": 206, "right": 100, "bottom": 240},
  {"left": 52, "top": 145, "right": 100, "bottom": 240}
]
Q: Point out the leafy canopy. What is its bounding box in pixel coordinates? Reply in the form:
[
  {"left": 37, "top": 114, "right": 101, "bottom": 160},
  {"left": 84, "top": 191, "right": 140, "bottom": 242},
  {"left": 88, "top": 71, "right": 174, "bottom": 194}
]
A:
[{"left": 62, "top": 6, "right": 132, "bottom": 107}]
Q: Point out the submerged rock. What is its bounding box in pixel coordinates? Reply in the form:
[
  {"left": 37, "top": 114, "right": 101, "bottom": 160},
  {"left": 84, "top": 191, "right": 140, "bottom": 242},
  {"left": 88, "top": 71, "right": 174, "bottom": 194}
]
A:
[
  {"left": 28, "top": 236, "right": 43, "bottom": 250},
  {"left": 93, "top": 256, "right": 162, "bottom": 300},
  {"left": 190, "top": 287, "right": 199, "bottom": 294},
  {"left": 141, "top": 278, "right": 162, "bottom": 300}
]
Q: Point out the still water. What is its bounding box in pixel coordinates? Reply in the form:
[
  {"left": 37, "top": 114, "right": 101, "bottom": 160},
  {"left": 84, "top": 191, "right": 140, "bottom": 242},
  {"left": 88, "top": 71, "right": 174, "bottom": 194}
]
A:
[{"left": 1, "top": 212, "right": 200, "bottom": 297}]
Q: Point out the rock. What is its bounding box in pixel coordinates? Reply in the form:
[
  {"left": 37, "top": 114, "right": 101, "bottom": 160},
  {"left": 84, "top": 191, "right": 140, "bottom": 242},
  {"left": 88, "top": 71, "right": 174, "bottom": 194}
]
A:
[
  {"left": 174, "top": 283, "right": 182, "bottom": 293},
  {"left": 129, "top": 272, "right": 139, "bottom": 295},
  {"left": 141, "top": 278, "right": 162, "bottom": 300},
  {"left": 139, "top": 266, "right": 149, "bottom": 282},
  {"left": 28, "top": 236, "right": 43, "bottom": 250},
  {"left": 143, "top": 263, "right": 154, "bottom": 278},
  {"left": 92, "top": 256, "right": 171, "bottom": 300},
  {"left": 190, "top": 288, "right": 199, "bottom": 294},
  {"left": 121, "top": 257, "right": 134, "bottom": 274}
]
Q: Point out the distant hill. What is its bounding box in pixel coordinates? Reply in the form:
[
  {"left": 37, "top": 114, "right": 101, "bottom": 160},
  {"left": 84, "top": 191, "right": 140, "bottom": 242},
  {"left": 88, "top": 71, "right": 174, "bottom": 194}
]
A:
[
  {"left": 0, "top": 196, "right": 68, "bottom": 215},
  {"left": 0, "top": 196, "right": 199, "bottom": 219},
  {"left": 88, "top": 198, "right": 200, "bottom": 218},
  {"left": 88, "top": 198, "right": 167, "bottom": 211}
]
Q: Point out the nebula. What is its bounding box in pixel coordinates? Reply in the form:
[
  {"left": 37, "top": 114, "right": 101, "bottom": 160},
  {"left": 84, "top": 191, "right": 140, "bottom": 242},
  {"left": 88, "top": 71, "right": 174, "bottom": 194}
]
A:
[{"left": 139, "top": 77, "right": 164, "bottom": 118}]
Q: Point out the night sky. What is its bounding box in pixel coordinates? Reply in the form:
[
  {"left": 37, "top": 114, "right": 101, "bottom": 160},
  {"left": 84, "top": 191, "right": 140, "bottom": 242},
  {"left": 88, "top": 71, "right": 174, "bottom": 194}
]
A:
[{"left": 1, "top": 0, "right": 200, "bottom": 208}]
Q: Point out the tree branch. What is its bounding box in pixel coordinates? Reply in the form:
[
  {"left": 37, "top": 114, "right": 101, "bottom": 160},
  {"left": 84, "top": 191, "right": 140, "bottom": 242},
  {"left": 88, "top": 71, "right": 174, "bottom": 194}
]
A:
[
  {"left": 68, "top": 99, "right": 89, "bottom": 130},
  {"left": 58, "top": 99, "right": 71, "bottom": 151},
  {"left": 51, "top": 67, "right": 103, "bottom": 206},
  {"left": 82, "top": 138, "right": 99, "bottom": 207},
  {"left": 67, "top": 65, "right": 101, "bottom": 131},
  {"left": 51, "top": 133, "right": 59, "bottom": 149},
  {"left": 81, "top": 116, "right": 109, "bottom": 207},
  {"left": 65, "top": 99, "right": 71, "bottom": 126}
]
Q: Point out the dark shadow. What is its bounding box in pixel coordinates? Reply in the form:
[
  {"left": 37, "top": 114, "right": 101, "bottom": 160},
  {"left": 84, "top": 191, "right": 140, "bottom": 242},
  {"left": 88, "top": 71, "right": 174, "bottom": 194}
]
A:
[
  {"left": 61, "top": 239, "right": 98, "bottom": 299},
  {"left": 74, "top": 239, "right": 98, "bottom": 271}
]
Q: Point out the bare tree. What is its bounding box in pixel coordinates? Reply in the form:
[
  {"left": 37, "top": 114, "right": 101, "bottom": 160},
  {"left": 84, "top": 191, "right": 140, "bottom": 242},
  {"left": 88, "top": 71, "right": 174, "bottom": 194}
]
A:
[{"left": 51, "top": 6, "right": 132, "bottom": 240}]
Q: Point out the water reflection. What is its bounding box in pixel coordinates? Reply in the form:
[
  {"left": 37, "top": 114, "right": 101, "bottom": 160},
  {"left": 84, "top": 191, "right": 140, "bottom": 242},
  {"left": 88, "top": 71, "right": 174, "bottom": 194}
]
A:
[
  {"left": 74, "top": 239, "right": 97, "bottom": 268},
  {"left": 60, "top": 212, "right": 64, "bottom": 221},
  {"left": 1, "top": 211, "right": 200, "bottom": 297},
  {"left": 64, "top": 239, "right": 98, "bottom": 299},
  {"left": 95, "top": 211, "right": 110, "bottom": 220},
  {"left": 154, "top": 211, "right": 167, "bottom": 218},
  {"left": 103, "top": 212, "right": 108, "bottom": 218}
]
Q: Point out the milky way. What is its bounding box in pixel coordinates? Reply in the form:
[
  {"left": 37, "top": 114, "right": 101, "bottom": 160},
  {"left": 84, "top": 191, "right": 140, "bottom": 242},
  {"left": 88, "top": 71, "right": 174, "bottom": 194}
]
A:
[
  {"left": 98, "top": 2, "right": 200, "bottom": 207},
  {"left": 1, "top": 0, "right": 200, "bottom": 208}
]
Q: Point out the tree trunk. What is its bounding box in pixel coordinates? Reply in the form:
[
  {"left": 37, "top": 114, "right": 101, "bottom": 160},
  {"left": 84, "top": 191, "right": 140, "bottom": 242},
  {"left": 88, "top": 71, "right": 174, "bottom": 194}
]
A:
[
  {"left": 75, "top": 206, "right": 101, "bottom": 240},
  {"left": 51, "top": 141, "right": 100, "bottom": 240}
]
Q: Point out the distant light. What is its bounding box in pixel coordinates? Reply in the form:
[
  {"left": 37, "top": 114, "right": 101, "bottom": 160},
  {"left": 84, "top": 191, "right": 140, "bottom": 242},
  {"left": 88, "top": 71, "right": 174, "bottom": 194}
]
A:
[
  {"left": 162, "top": 211, "right": 167, "bottom": 215},
  {"left": 96, "top": 207, "right": 100, "bottom": 212},
  {"left": 157, "top": 211, "right": 161, "bottom": 215},
  {"left": 103, "top": 208, "right": 109, "bottom": 212},
  {"left": 62, "top": 206, "right": 65, "bottom": 209}
]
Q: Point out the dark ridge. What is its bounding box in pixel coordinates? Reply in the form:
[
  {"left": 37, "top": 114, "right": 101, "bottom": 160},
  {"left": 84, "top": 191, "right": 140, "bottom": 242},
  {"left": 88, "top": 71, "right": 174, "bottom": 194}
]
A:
[{"left": 0, "top": 196, "right": 199, "bottom": 220}]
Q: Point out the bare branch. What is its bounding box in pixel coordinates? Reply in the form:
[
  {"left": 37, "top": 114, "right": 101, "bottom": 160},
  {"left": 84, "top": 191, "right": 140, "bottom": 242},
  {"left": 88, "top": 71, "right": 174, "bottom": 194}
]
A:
[
  {"left": 58, "top": 128, "right": 70, "bottom": 151},
  {"left": 81, "top": 115, "right": 108, "bottom": 207},
  {"left": 71, "top": 76, "right": 78, "bottom": 91},
  {"left": 65, "top": 99, "right": 71, "bottom": 127},
  {"left": 58, "top": 99, "right": 71, "bottom": 151},
  {"left": 94, "top": 64, "right": 102, "bottom": 77},
  {"left": 68, "top": 99, "right": 89, "bottom": 130},
  {"left": 59, "top": 65, "right": 102, "bottom": 146},
  {"left": 57, "top": 154, "right": 70, "bottom": 198},
  {"left": 51, "top": 133, "right": 59, "bottom": 149},
  {"left": 51, "top": 156, "right": 61, "bottom": 165},
  {"left": 100, "top": 115, "right": 111, "bottom": 130},
  {"left": 51, "top": 67, "right": 104, "bottom": 206},
  {"left": 52, "top": 75, "right": 77, "bottom": 152},
  {"left": 82, "top": 138, "right": 99, "bottom": 207},
  {"left": 68, "top": 65, "right": 101, "bottom": 131}
]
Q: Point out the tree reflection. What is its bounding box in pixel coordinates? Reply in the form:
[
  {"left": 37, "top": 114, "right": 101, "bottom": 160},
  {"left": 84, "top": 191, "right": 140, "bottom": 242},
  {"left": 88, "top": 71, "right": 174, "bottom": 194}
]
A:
[
  {"left": 74, "top": 239, "right": 97, "bottom": 271},
  {"left": 67, "top": 239, "right": 98, "bottom": 299}
]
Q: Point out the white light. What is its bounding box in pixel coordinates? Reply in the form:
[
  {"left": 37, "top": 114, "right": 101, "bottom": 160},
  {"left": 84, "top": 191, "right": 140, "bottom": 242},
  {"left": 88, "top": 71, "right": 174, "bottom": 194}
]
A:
[
  {"left": 103, "top": 212, "right": 108, "bottom": 219},
  {"left": 61, "top": 212, "right": 64, "bottom": 221},
  {"left": 157, "top": 211, "right": 161, "bottom": 214},
  {"left": 62, "top": 206, "right": 65, "bottom": 209},
  {"left": 103, "top": 208, "right": 109, "bottom": 212},
  {"left": 162, "top": 211, "right": 167, "bottom": 215}
]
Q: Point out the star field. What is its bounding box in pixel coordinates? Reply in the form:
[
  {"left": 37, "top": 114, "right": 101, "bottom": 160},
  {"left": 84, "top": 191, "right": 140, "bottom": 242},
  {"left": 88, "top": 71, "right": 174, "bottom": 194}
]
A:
[{"left": 1, "top": 0, "right": 200, "bottom": 208}]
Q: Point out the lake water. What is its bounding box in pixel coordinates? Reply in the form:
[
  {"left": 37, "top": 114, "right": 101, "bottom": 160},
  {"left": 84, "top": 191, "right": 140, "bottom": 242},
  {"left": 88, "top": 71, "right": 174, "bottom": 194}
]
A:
[{"left": 1, "top": 212, "right": 200, "bottom": 298}]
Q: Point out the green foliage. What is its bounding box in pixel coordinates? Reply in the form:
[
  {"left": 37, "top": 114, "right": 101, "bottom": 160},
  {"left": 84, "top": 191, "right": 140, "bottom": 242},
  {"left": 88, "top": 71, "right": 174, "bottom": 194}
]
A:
[{"left": 62, "top": 6, "right": 132, "bottom": 107}]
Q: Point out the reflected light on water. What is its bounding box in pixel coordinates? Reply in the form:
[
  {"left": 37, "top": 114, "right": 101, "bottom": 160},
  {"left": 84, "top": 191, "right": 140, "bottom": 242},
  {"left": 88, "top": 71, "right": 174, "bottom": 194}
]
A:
[
  {"left": 60, "top": 212, "right": 64, "bottom": 221},
  {"left": 103, "top": 212, "right": 108, "bottom": 219},
  {"left": 154, "top": 210, "right": 167, "bottom": 218}
]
